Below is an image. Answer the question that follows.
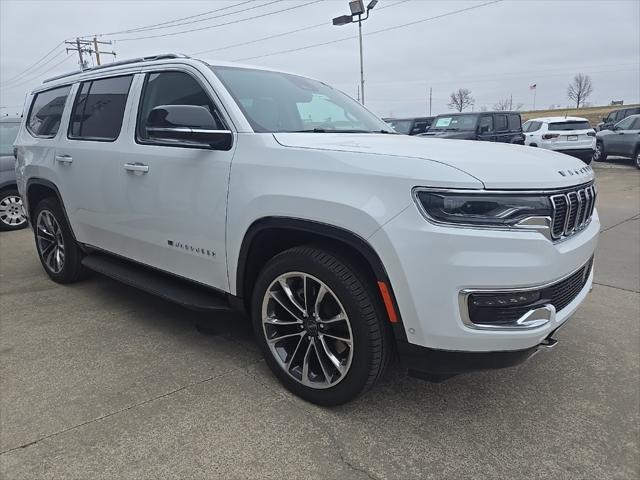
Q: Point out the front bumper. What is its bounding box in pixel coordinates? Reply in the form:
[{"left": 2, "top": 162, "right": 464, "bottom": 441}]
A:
[{"left": 368, "top": 203, "right": 599, "bottom": 353}]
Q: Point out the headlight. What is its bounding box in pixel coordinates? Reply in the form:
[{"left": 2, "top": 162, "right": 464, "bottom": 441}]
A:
[{"left": 414, "top": 189, "right": 552, "bottom": 227}]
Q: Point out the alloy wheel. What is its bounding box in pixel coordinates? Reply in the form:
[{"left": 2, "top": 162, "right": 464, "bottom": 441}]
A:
[
  {"left": 261, "top": 272, "right": 354, "bottom": 389},
  {"left": 36, "top": 210, "right": 65, "bottom": 274},
  {"left": 0, "top": 194, "right": 26, "bottom": 228},
  {"left": 593, "top": 143, "right": 603, "bottom": 161}
]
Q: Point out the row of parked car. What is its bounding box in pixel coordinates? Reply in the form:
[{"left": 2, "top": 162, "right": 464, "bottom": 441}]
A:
[{"left": 384, "top": 106, "right": 640, "bottom": 169}]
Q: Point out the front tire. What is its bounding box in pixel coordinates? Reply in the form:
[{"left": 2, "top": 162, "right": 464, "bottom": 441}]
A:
[
  {"left": 33, "top": 197, "right": 85, "bottom": 284},
  {"left": 0, "top": 188, "right": 27, "bottom": 231},
  {"left": 634, "top": 149, "right": 640, "bottom": 170},
  {"left": 251, "top": 246, "right": 391, "bottom": 406}
]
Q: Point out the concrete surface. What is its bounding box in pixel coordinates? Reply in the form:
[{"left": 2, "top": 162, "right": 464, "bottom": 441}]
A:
[{"left": 1, "top": 163, "right": 638, "bottom": 479}]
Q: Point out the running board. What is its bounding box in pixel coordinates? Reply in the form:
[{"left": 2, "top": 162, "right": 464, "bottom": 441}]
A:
[{"left": 81, "top": 253, "right": 231, "bottom": 313}]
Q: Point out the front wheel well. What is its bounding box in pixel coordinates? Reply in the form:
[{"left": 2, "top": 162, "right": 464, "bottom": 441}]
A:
[{"left": 236, "top": 219, "right": 404, "bottom": 339}]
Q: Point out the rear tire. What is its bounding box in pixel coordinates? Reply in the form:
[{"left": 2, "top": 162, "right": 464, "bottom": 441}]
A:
[
  {"left": 33, "top": 197, "right": 85, "bottom": 284},
  {"left": 251, "top": 246, "right": 391, "bottom": 406},
  {"left": 593, "top": 141, "right": 607, "bottom": 162},
  {"left": 634, "top": 149, "right": 640, "bottom": 170},
  {"left": 0, "top": 188, "right": 27, "bottom": 231}
]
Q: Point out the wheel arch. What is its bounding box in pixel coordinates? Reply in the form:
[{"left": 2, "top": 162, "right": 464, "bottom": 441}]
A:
[
  {"left": 25, "top": 178, "right": 77, "bottom": 241},
  {"left": 235, "top": 217, "right": 407, "bottom": 342}
]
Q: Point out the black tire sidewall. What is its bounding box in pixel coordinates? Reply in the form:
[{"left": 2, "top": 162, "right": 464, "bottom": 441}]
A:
[
  {"left": 33, "top": 197, "right": 83, "bottom": 283},
  {"left": 0, "top": 188, "right": 27, "bottom": 231},
  {"left": 594, "top": 142, "right": 606, "bottom": 162},
  {"left": 635, "top": 150, "right": 640, "bottom": 169},
  {"left": 251, "top": 247, "right": 387, "bottom": 406}
]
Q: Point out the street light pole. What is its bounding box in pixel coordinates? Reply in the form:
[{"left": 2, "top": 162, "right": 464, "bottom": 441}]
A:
[
  {"left": 333, "top": 0, "right": 378, "bottom": 106},
  {"left": 358, "top": 15, "right": 365, "bottom": 105}
]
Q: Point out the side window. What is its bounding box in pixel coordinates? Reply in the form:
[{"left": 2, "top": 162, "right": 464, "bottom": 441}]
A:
[
  {"left": 478, "top": 115, "right": 493, "bottom": 133},
  {"left": 632, "top": 118, "right": 640, "bottom": 130},
  {"left": 530, "top": 121, "right": 542, "bottom": 132},
  {"left": 137, "top": 71, "right": 225, "bottom": 142},
  {"left": 495, "top": 114, "right": 508, "bottom": 132},
  {"left": 27, "top": 85, "right": 71, "bottom": 138},
  {"left": 69, "top": 75, "right": 133, "bottom": 141},
  {"left": 615, "top": 116, "right": 635, "bottom": 130},
  {"left": 508, "top": 114, "right": 521, "bottom": 131}
]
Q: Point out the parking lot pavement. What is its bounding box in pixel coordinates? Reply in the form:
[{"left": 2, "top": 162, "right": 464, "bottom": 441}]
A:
[{"left": 1, "top": 165, "right": 638, "bottom": 480}]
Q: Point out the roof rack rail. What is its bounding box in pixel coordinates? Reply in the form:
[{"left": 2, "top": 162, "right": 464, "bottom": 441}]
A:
[{"left": 43, "top": 53, "right": 190, "bottom": 84}]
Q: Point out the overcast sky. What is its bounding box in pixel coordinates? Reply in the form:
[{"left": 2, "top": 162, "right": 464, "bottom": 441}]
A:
[{"left": 1, "top": 0, "right": 639, "bottom": 118}]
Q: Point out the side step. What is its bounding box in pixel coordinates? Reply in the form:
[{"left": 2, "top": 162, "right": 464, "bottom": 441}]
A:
[{"left": 81, "top": 253, "right": 231, "bottom": 313}]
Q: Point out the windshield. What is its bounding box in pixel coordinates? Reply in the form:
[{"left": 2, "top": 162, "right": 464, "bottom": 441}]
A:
[
  {"left": 212, "top": 66, "right": 391, "bottom": 133},
  {"left": 430, "top": 114, "right": 478, "bottom": 131},
  {"left": 0, "top": 122, "right": 20, "bottom": 156},
  {"left": 385, "top": 119, "right": 412, "bottom": 134}
]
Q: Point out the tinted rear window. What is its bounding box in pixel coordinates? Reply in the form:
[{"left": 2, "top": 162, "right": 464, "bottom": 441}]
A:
[
  {"left": 69, "top": 75, "right": 133, "bottom": 141},
  {"left": 27, "top": 85, "right": 71, "bottom": 137},
  {"left": 508, "top": 114, "right": 521, "bottom": 131},
  {"left": 548, "top": 121, "right": 591, "bottom": 131}
]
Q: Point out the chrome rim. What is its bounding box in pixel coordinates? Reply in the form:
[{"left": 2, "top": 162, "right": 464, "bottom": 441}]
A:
[
  {"left": 0, "top": 195, "right": 26, "bottom": 227},
  {"left": 36, "top": 210, "right": 65, "bottom": 274},
  {"left": 261, "top": 272, "right": 354, "bottom": 389}
]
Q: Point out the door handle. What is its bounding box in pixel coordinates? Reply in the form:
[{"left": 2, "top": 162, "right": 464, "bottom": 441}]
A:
[
  {"left": 124, "top": 162, "right": 149, "bottom": 173},
  {"left": 55, "top": 154, "right": 73, "bottom": 164}
]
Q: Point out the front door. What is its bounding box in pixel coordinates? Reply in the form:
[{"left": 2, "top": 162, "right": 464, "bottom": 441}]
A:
[
  {"left": 117, "top": 68, "right": 235, "bottom": 290},
  {"left": 477, "top": 115, "right": 495, "bottom": 141},
  {"left": 607, "top": 116, "right": 639, "bottom": 156}
]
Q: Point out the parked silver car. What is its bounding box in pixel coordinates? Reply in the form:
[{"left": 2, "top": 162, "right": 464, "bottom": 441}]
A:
[
  {"left": 593, "top": 114, "right": 640, "bottom": 169},
  {"left": 0, "top": 116, "right": 27, "bottom": 230}
]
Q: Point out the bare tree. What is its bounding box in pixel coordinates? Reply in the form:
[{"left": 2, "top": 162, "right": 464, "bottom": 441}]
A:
[
  {"left": 494, "top": 95, "right": 523, "bottom": 111},
  {"left": 448, "top": 88, "right": 474, "bottom": 112},
  {"left": 567, "top": 73, "right": 593, "bottom": 108}
]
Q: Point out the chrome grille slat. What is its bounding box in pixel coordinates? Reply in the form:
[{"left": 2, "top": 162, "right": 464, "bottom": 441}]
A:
[{"left": 549, "top": 183, "right": 596, "bottom": 241}]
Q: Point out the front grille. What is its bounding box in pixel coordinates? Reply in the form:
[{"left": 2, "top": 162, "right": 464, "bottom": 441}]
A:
[
  {"left": 550, "top": 183, "right": 596, "bottom": 240},
  {"left": 468, "top": 257, "right": 593, "bottom": 326}
]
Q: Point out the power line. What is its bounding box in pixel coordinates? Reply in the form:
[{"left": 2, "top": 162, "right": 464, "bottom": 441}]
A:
[
  {"left": 113, "top": 0, "right": 324, "bottom": 42},
  {"left": 84, "top": 0, "right": 258, "bottom": 38},
  {"left": 0, "top": 56, "right": 75, "bottom": 92},
  {"left": 234, "top": 0, "right": 502, "bottom": 61},
  {"left": 191, "top": 0, "right": 413, "bottom": 56},
  {"left": 1, "top": 50, "right": 66, "bottom": 88},
  {"left": 0, "top": 41, "right": 65, "bottom": 86}
]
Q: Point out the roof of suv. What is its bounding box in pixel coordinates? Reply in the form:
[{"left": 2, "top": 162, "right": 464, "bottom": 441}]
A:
[
  {"left": 37, "top": 53, "right": 308, "bottom": 93},
  {"left": 528, "top": 116, "right": 589, "bottom": 123},
  {"left": 434, "top": 111, "right": 520, "bottom": 116}
]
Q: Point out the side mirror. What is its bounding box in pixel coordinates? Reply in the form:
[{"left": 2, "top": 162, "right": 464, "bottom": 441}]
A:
[{"left": 146, "top": 105, "right": 233, "bottom": 151}]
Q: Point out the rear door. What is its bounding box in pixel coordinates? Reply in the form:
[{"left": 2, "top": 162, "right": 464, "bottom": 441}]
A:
[
  {"left": 477, "top": 115, "right": 495, "bottom": 141},
  {"left": 52, "top": 74, "right": 135, "bottom": 247},
  {"left": 493, "top": 114, "right": 509, "bottom": 142},
  {"left": 548, "top": 120, "right": 593, "bottom": 150}
]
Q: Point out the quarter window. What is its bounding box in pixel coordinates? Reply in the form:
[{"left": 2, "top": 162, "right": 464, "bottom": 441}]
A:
[
  {"left": 27, "top": 85, "right": 71, "bottom": 138},
  {"left": 495, "top": 114, "right": 508, "bottom": 131},
  {"left": 136, "top": 71, "right": 225, "bottom": 143},
  {"left": 508, "top": 114, "right": 521, "bottom": 131},
  {"left": 69, "top": 75, "right": 133, "bottom": 141}
]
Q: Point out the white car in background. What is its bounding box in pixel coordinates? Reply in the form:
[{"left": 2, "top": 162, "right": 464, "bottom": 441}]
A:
[{"left": 523, "top": 116, "right": 596, "bottom": 164}]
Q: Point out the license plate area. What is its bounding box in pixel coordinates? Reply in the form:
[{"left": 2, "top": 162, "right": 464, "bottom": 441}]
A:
[{"left": 567, "top": 135, "right": 578, "bottom": 141}]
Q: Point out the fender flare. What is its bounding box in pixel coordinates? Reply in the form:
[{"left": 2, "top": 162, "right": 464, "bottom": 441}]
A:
[
  {"left": 235, "top": 216, "right": 407, "bottom": 341},
  {"left": 25, "top": 178, "right": 78, "bottom": 241}
]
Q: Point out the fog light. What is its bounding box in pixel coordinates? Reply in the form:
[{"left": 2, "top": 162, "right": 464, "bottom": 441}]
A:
[{"left": 470, "top": 291, "right": 541, "bottom": 307}]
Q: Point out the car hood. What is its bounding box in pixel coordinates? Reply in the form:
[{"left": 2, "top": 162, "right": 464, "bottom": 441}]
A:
[
  {"left": 420, "top": 130, "right": 474, "bottom": 139},
  {"left": 273, "top": 133, "right": 594, "bottom": 189}
]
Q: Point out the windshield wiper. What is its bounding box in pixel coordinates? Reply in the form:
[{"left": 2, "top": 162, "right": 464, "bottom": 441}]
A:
[{"left": 286, "top": 128, "right": 384, "bottom": 133}]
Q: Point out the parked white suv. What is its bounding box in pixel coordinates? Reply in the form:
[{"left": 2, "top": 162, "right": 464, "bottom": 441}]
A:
[
  {"left": 523, "top": 116, "right": 596, "bottom": 163},
  {"left": 14, "top": 54, "right": 599, "bottom": 405}
]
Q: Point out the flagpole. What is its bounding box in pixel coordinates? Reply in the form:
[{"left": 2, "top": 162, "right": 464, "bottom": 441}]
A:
[{"left": 533, "top": 88, "right": 537, "bottom": 111}]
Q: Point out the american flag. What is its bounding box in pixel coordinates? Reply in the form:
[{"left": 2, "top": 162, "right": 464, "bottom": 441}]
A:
[{"left": 529, "top": 84, "right": 537, "bottom": 90}]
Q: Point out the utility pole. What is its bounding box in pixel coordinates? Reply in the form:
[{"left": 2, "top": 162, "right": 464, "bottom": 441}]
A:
[
  {"left": 357, "top": 85, "right": 360, "bottom": 103},
  {"left": 92, "top": 37, "right": 116, "bottom": 66},
  {"left": 357, "top": 16, "right": 365, "bottom": 105},
  {"left": 65, "top": 37, "right": 116, "bottom": 70},
  {"left": 429, "top": 87, "right": 432, "bottom": 116}
]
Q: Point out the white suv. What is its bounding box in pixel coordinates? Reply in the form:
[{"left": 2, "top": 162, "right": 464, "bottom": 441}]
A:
[
  {"left": 14, "top": 54, "right": 599, "bottom": 405},
  {"left": 523, "top": 116, "right": 596, "bottom": 163}
]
